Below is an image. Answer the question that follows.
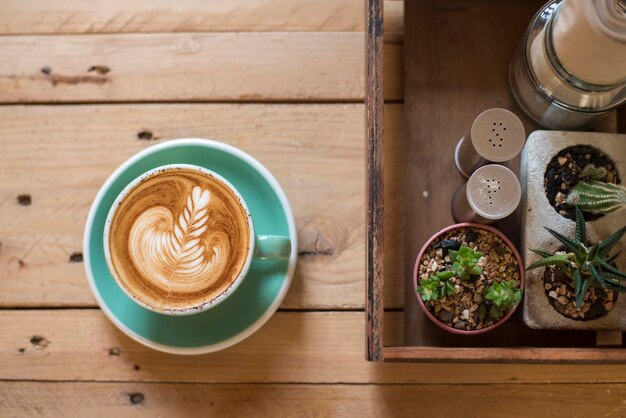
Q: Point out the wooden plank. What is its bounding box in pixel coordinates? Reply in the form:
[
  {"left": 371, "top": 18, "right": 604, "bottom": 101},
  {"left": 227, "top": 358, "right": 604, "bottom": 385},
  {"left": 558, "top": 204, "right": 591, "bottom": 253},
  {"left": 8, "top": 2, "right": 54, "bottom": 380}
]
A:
[
  {"left": 401, "top": 0, "right": 546, "bottom": 347},
  {"left": 0, "top": 0, "right": 403, "bottom": 36},
  {"left": 384, "top": 103, "right": 406, "bottom": 312},
  {"left": 0, "top": 33, "right": 402, "bottom": 103},
  {"left": 3, "top": 310, "right": 626, "bottom": 383},
  {"left": 365, "top": 0, "right": 385, "bottom": 361},
  {"left": 0, "top": 104, "right": 403, "bottom": 310},
  {"left": 383, "top": 347, "right": 626, "bottom": 363},
  {"left": 2, "top": 381, "right": 626, "bottom": 417}
]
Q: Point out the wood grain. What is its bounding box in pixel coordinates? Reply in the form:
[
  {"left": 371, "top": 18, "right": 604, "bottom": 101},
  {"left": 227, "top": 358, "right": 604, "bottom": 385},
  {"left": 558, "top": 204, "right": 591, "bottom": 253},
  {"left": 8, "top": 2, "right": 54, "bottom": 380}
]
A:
[
  {"left": 4, "top": 310, "right": 626, "bottom": 383},
  {"left": 0, "top": 0, "right": 403, "bottom": 36},
  {"left": 0, "top": 104, "right": 403, "bottom": 310},
  {"left": 366, "top": 0, "right": 385, "bottom": 361},
  {"left": 0, "top": 33, "right": 402, "bottom": 103},
  {"left": 2, "top": 381, "right": 625, "bottom": 418}
]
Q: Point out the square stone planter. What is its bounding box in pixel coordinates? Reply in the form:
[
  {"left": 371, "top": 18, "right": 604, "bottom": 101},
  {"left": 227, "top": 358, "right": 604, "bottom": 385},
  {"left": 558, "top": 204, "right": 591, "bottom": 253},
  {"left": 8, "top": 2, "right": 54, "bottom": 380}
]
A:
[{"left": 520, "top": 131, "right": 626, "bottom": 331}]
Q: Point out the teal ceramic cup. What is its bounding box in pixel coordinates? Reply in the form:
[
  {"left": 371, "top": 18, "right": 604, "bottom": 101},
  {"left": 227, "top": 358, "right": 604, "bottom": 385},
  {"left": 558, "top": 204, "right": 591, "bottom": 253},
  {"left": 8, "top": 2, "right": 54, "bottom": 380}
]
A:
[
  {"left": 102, "top": 164, "right": 291, "bottom": 316},
  {"left": 84, "top": 138, "right": 297, "bottom": 353}
]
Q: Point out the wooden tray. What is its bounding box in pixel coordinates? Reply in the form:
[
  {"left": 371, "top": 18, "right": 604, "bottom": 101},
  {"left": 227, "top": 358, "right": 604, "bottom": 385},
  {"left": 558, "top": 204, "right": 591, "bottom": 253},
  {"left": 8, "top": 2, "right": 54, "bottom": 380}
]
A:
[{"left": 365, "top": 0, "right": 626, "bottom": 362}]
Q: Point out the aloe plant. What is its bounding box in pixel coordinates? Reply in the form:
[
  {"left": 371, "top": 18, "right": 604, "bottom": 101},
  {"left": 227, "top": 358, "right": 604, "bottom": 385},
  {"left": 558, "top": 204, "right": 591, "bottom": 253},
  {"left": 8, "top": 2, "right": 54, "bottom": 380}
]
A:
[
  {"left": 527, "top": 206, "right": 626, "bottom": 308},
  {"left": 448, "top": 244, "right": 483, "bottom": 280}
]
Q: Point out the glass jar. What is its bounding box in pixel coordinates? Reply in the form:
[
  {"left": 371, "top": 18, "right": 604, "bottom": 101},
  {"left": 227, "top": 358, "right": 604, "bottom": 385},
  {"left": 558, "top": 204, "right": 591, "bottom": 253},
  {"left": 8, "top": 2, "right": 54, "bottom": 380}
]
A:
[{"left": 509, "top": 0, "right": 626, "bottom": 130}]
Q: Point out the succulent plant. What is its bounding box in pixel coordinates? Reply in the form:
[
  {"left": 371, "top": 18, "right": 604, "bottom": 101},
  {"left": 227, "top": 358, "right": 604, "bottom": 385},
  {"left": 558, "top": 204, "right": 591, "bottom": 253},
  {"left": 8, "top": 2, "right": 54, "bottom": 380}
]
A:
[
  {"left": 527, "top": 206, "right": 626, "bottom": 308},
  {"left": 579, "top": 164, "right": 608, "bottom": 181},
  {"left": 485, "top": 279, "right": 522, "bottom": 320},
  {"left": 448, "top": 244, "right": 483, "bottom": 280},
  {"left": 417, "top": 270, "right": 455, "bottom": 301},
  {"left": 567, "top": 180, "right": 626, "bottom": 215}
]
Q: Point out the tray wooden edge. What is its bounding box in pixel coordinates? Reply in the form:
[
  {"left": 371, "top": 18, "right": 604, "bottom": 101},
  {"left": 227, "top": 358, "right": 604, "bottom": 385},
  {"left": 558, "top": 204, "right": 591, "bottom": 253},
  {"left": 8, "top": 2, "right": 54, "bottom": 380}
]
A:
[
  {"left": 383, "top": 346, "right": 626, "bottom": 364},
  {"left": 365, "top": 0, "right": 385, "bottom": 362}
]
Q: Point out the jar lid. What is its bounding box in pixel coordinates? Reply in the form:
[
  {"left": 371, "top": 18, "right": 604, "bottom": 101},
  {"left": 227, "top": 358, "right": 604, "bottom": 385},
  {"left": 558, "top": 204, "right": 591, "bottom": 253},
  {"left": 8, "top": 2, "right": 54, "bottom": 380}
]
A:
[{"left": 586, "top": 0, "right": 626, "bottom": 42}]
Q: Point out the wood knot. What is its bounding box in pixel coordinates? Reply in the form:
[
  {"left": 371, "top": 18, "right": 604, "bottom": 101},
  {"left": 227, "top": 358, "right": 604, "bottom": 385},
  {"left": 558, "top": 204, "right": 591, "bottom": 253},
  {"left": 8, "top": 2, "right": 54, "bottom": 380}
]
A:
[
  {"left": 41, "top": 70, "right": 110, "bottom": 86},
  {"left": 17, "top": 194, "right": 32, "bottom": 206},
  {"left": 87, "top": 65, "right": 111, "bottom": 75},
  {"left": 30, "top": 335, "right": 49, "bottom": 349},
  {"left": 297, "top": 226, "right": 336, "bottom": 256},
  {"left": 172, "top": 37, "right": 200, "bottom": 54},
  {"left": 137, "top": 130, "right": 155, "bottom": 140},
  {"left": 133, "top": 364, "right": 141, "bottom": 371},
  {"left": 69, "top": 252, "right": 83, "bottom": 262},
  {"left": 17, "top": 347, "right": 26, "bottom": 354},
  {"left": 128, "top": 393, "right": 145, "bottom": 405}
]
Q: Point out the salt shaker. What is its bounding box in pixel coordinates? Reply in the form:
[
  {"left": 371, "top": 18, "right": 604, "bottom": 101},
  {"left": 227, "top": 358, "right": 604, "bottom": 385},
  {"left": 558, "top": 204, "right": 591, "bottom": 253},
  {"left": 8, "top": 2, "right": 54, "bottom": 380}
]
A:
[
  {"left": 452, "top": 165, "right": 521, "bottom": 224},
  {"left": 454, "top": 108, "right": 526, "bottom": 178},
  {"left": 509, "top": 0, "right": 626, "bottom": 130}
]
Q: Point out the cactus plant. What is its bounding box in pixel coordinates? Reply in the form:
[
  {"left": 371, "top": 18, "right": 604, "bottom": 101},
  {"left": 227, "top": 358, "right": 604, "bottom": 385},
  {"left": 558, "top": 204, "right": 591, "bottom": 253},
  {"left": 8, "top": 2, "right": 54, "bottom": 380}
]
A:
[
  {"left": 579, "top": 164, "right": 608, "bottom": 181},
  {"left": 566, "top": 180, "right": 626, "bottom": 215},
  {"left": 527, "top": 207, "right": 626, "bottom": 308}
]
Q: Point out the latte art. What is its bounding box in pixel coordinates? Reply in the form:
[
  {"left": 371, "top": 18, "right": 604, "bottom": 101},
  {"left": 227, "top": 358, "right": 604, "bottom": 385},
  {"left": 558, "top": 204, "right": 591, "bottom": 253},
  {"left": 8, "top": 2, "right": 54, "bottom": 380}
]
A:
[
  {"left": 129, "top": 187, "right": 229, "bottom": 292},
  {"left": 107, "top": 168, "right": 251, "bottom": 312}
]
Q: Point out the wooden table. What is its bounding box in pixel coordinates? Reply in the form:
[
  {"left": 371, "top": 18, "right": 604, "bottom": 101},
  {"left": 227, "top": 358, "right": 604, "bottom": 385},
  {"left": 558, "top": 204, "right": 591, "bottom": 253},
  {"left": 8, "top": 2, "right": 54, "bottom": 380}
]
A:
[{"left": 0, "top": 1, "right": 625, "bottom": 416}]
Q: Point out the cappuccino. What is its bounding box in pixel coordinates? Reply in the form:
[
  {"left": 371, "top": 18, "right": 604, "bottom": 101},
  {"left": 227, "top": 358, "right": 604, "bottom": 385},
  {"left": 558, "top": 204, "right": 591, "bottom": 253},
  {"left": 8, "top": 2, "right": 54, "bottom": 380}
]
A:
[{"left": 107, "top": 166, "right": 251, "bottom": 313}]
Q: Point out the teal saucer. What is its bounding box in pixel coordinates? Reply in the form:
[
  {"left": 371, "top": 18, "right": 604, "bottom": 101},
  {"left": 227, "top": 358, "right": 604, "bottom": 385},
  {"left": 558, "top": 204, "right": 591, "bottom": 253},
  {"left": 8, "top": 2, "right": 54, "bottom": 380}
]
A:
[{"left": 83, "top": 139, "right": 297, "bottom": 354}]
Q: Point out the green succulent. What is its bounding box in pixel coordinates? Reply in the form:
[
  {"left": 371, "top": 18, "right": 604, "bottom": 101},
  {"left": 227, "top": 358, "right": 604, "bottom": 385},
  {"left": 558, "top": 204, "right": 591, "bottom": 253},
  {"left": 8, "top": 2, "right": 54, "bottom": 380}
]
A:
[
  {"left": 417, "top": 270, "right": 455, "bottom": 301},
  {"left": 567, "top": 180, "right": 626, "bottom": 215},
  {"left": 439, "top": 276, "right": 456, "bottom": 299},
  {"left": 449, "top": 244, "right": 483, "bottom": 280},
  {"left": 579, "top": 164, "right": 608, "bottom": 181},
  {"left": 485, "top": 279, "right": 522, "bottom": 320},
  {"left": 527, "top": 206, "right": 626, "bottom": 308}
]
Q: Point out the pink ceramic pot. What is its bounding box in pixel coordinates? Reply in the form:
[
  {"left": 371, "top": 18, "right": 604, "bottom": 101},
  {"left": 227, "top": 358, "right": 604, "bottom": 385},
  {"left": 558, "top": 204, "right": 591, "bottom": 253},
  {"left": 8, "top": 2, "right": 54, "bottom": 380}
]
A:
[{"left": 413, "top": 223, "right": 524, "bottom": 335}]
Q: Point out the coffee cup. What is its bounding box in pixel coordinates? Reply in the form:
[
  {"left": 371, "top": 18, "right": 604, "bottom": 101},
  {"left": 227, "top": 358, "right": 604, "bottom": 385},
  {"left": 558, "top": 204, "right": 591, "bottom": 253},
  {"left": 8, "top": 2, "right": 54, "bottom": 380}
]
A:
[{"left": 103, "top": 163, "right": 291, "bottom": 315}]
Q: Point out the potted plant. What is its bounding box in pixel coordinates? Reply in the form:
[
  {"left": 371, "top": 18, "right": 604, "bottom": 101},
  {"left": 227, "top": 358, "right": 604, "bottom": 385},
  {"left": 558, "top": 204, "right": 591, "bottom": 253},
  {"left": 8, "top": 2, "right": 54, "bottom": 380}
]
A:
[
  {"left": 527, "top": 206, "right": 626, "bottom": 322},
  {"left": 413, "top": 223, "right": 523, "bottom": 334},
  {"left": 520, "top": 131, "right": 626, "bottom": 330},
  {"left": 543, "top": 144, "right": 620, "bottom": 221}
]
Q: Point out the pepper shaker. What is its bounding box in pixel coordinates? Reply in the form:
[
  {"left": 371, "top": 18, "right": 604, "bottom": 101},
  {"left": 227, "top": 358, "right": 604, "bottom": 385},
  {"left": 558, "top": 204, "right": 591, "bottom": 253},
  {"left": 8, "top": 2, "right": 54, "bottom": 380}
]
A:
[
  {"left": 452, "top": 164, "right": 521, "bottom": 223},
  {"left": 454, "top": 108, "right": 526, "bottom": 178}
]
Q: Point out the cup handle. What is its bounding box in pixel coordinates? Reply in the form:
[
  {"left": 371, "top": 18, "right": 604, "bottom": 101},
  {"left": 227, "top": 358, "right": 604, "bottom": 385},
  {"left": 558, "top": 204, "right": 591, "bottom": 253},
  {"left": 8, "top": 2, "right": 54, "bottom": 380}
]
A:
[{"left": 254, "top": 235, "right": 292, "bottom": 260}]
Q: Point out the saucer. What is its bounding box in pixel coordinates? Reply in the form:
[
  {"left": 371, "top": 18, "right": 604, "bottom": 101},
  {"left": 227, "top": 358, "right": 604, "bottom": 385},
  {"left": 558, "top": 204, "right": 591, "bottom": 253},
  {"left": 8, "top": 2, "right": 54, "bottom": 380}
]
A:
[{"left": 83, "top": 139, "right": 297, "bottom": 354}]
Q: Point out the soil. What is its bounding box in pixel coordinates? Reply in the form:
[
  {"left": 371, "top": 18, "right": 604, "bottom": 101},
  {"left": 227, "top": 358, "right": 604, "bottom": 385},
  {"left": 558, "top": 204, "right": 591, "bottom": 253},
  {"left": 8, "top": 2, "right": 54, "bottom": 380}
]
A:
[
  {"left": 417, "top": 227, "right": 521, "bottom": 332},
  {"left": 543, "top": 266, "right": 617, "bottom": 321},
  {"left": 544, "top": 145, "right": 620, "bottom": 221}
]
